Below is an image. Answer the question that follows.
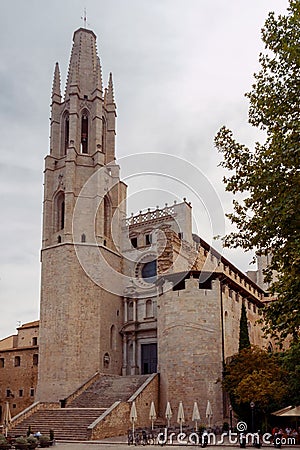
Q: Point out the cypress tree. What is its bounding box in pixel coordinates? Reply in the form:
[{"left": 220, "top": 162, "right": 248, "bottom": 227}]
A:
[{"left": 239, "top": 302, "right": 250, "bottom": 352}]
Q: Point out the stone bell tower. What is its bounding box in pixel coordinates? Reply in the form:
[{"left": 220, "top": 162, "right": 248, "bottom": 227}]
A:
[{"left": 36, "top": 28, "right": 127, "bottom": 402}]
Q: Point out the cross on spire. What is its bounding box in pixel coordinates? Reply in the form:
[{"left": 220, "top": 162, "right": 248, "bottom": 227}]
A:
[{"left": 81, "top": 8, "right": 87, "bottom": 28}]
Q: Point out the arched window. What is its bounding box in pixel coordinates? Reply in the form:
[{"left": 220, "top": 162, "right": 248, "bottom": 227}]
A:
[
  {"left": 64, "top": 114, "right": 69, "bottom": 155},
  {"left": 81, "top": 112, "right": 89, "bottom": 154},
  {"left": 55, "top": 192, "right": 65, "bottom": 232},
  {"left": 103, "top": 352, "right": 110, "bottom": 368},
  {"left": 110, "top": 325, "right": 117, "bottom": 351},
  {"left": 104, "top": 195, "right": 112, "bottom": 239},
  {"left": 33, "top": 354, "right": 39, "bottom": 366},
  {"left": 128, "top": 301, "right": 133, "bottom": 321},
  {"left": 57, "top": 235, "right": 62, "bottom": 243},
  {"left": 145, "top": 299, "right": 153, "bottom": 318},
  {"left": 141, "top": 260, "right": 157, "bottom": 284},
  {"left": 81, "top": 234, "right": 86, "bottom": 243}
]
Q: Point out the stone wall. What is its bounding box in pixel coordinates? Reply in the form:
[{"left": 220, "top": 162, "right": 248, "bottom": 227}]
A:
[
  {"left": 37, "top": 243, "right": 124, "bottom": 403},
  {"left": 157, "top": 277, "right": 224, "bottom": 426}
]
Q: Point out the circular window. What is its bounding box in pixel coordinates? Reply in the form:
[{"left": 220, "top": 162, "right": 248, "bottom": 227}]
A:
[{"left": 141, "top": 260, "right": 157, "bottom": 284}]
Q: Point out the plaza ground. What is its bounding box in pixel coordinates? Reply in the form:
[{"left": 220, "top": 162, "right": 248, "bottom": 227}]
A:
[
  {"left": 56, "top": 443, "right": 300, "bottom": 450},
  {"left": 54, "top": 433, "right": 300, "bottom": 450}
]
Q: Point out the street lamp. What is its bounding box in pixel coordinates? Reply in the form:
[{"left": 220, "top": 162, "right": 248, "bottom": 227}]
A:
[
  {"left": 229, "top": 404, "right": 233, "bottom": 431},
  {"left": 250, "top": 401, "right": 255, "bottom": 432}
]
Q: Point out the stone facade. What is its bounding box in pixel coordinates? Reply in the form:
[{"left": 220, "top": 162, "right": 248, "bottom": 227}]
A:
[
  {"left": 1, "top": 25, "right": 274, "bottom": 428},
  {"left": 0, "top": 322, "right": 39, "bottom": 420}
]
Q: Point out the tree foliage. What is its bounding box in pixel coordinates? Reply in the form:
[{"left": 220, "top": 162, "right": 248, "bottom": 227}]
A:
[
  {"left": 214, "top": 1, "right": 300, "bottom": 343},
  {"left": 279, "top": 341, "right": 300, "bottom": 406},
  {"left": 223, "top": 347, "right": 286, "bottom": 421},
  {"left": 239, "top": 303, "right": 251, "bottom": 352}
]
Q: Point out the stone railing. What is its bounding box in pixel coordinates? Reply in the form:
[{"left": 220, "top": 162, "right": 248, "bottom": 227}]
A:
[
  {"left": 64, "top": 372, "right": 100, "bottom": 407},
  {"left": 10, "top": 402, "right": 60, "bottom": 428},
  {"left": 88, "top": 373, "right": 159, "bottom": 440},
  {"left": 125, "top": 205, "right": 177, "bottom": 227}
]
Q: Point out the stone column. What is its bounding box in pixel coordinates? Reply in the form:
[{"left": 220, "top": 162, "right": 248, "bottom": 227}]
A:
[
  {"left": 133, "top": 299, "right": 137, "bottom": 322},
  {"left": 131, "top": 333, "right": 139, "bottom": 375},
  {"left": 122, "top": 334, "right": 127, "bottom": 376},
  {"left": 124, "top": 298, "right": 128, "bottom": 323}
]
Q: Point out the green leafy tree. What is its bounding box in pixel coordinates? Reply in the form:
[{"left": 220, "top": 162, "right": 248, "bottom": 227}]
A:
[
  {"left": 279, "top": 342, "right": 300, "bottom": 405},
  {"left": 215, "top": 1, "right": 300, "bottom": 343},
  {"left": 239, "top": 303, "right": 251, "bottom": 351},
  {"left": 223, "top": 347, "right": 287, "bottom": 424}
]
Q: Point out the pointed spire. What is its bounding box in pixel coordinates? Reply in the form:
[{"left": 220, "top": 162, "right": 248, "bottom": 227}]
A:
[
  {"left": 106, "top": 72, "right": 115, "bottom": 104},
  {"left": 64, "top": 28, "right": 99, "bottom": 99},
  {"left": 52, "top": 62, "right": 61, "bottom": 102}
]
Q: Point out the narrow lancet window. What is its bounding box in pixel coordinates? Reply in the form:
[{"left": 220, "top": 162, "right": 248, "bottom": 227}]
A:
[
  {"left": 55, "top": 192, "right": 65, "bottom": 232},
  {"left": 104, "top": 195, "right": 111, "bottom": 239},
  {"left": 64, "top": 116, "right": 69, "bottom": 154},
  {"left": 81, "top": 114, "right": 89, "bottom": 153},
  {"left": 60, "top": 200, "right": 65, "bottom": 230}
]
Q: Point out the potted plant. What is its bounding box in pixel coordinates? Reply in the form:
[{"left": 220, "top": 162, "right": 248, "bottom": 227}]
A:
[
  {"left": 26, "top": 436, "right": 38, "bottom": 449},
  {"left": 38, "top": 436, "right": 50, "bottom": 448},
  {"left": 14, "top": 437, "right": 29, "bottom": 450},
  {"left": 0, "top": 435, "right": 11, "bottom": 449}
]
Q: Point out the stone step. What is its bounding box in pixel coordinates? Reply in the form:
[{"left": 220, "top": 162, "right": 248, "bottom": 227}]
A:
[
  {"left": 10, "top": 408, "right": 105, "bottom": 441},
  {"left": 69, "top": 374, "right": 148, "bottom": 408},
  {"left": 11, "top": 374, "right": 150, "bottom": 440}
]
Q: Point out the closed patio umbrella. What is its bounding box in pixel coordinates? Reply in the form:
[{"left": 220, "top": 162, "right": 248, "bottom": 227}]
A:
[
  {"left": 165, "top": 401, "right": 173, "bottom": 428},
  {"left": 206, "top": 400, "right": 213, "bottom": 428},
  {"left": 177, "top": 401, "right": 185, "bottom": 433},
  {"left": 3, "top": 402, "right": 11, "bottom": 437},
  {"left": 130, "top": 401, "right": 138, "bottom": 435},
  {"left": 149, "top": 401, "right": 157, "bottom": 430},
  {"left": 192, "top": 401, "right": 201, "bottom": 432}
]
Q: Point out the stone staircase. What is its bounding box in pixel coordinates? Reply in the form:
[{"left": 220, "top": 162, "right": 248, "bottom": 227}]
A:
[
  {"left": 68, "top": 374, "right": 149, "bottom": 408},
  {"left": 10, "top": 374, "right": 150, "bottom": 441},
  {"left": 10, "top": 408, "right": 105, "bottom": 441}
]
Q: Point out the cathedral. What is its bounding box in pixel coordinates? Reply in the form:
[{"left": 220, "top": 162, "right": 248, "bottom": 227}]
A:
[{"left": 0, "top": 26, "right": 271, "bottom": 438}]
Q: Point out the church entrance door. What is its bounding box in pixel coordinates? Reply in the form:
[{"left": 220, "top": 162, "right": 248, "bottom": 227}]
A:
[{"left": 141, "top": 343, "right": 157, "bottom": 374}]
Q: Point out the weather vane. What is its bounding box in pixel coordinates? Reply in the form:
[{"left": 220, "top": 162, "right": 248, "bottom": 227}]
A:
[{"left": 81, "top": 8, "right": 87, "bottom": 28}]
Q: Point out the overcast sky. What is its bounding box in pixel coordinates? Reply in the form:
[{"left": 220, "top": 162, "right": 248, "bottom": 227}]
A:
[{"left": 0, "top": 0, "right": 289, "bottom": 339}]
